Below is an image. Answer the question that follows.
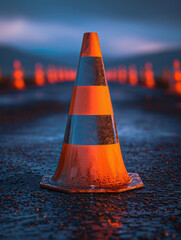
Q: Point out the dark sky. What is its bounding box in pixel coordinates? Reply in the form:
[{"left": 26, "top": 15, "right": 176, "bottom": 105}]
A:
[{"left": 0, "top": 0, "right": 181, "bottom": 58}]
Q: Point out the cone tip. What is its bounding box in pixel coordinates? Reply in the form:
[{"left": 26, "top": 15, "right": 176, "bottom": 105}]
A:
[
  {"left": 80, "top": 32, "right": 102, "bottom": 57},
  {"left": 84, "top": 32, "right": 98, "bottom": 35}
]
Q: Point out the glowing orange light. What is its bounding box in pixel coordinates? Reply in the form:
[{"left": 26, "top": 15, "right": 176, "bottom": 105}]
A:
[
  {"left": 172, "top": 59, "right": 181, "bottom": 94},
  {"left": 173, "top": 59, "right": 180, "bottom": 70},
  {"left": 175, "top": 82, "right": 181, "bottom": 94},
  {"left": 70, "top": 69, "right": 76, "bottom": 81},
  {"left": 144, "top": 62, "right": 155, "bottom": 88},
  {"left": 73, "top": 69, "right": 77, "bottom": 80},
  {"left": 13, "top": 60, "right": 21, "bottom": 69},
  {"left": 128, "top": 65, "right": 138, "bottom": 86},
  {"left": 47, "top": 65, "right": 58, "bottom": 84},
  {"left": 106, "top": 70, "right": 111, "bottom": 81},
  {"left": 58, "top": 67, "right": 76, "bottom": 82},
  {"left": 108, "top": 70, "right": 112, "bottom": 81},
  {"left": 112, "top": 69, "right": 117, "bottom": 81},
  {"left": 118, "top": 68, "right": 122, "bottom": 83},
  {"left": 106, "top": 69, "right": 118, "bottom": 82},
  {"left": 58, "top": 67, "right": 64, "bottom": 82},
  {"left": 173, "top": 60, "right": 181, "bottom": 81},
  {"left": 12, "top": 60, "right": 25, "bottom": 90},
  {"left": 109, "top": 70, "right": 113, "bottom": 82},
  {"left": 118, "top": 66, "right": 127, "bottom": 83},
  {"left": 173, "top": 71, "right": 181, "bottom": 82},
  {"left": 34, "top": 63, "right": 45, "bottom": 86},
  {"left": 69, "top": 69, "right": 73, "bottom": 81},
  {"left": 64, "top": 68, "right": 70, "bottom": 81}
]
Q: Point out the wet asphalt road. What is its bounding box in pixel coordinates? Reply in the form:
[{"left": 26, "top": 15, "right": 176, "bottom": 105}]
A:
[{"left": 0, "top": 82, "right": 181, "bottom": 240}]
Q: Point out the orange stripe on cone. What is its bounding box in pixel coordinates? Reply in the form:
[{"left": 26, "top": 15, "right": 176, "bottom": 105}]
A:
[
  {"left": 80, "top": 32, "right": 102, "bottom": 57},
  {"left": 52, "top": 143, "right": 131, "bottom": 189},
  {"left": 69, "top": 86, "right": 113, "bottom": 115}
]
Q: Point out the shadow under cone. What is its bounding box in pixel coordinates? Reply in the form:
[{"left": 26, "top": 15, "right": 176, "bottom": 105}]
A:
[{"left": 40, "top": 32, "right": 143, "bottom": 193}]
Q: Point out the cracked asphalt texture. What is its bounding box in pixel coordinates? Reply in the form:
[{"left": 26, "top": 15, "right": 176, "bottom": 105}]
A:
[{"left": 0, "top": 82, "right": 181, "bottom": 240}]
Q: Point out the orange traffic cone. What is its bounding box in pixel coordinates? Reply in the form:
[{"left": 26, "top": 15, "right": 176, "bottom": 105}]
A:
[
  {"left": 40, "top": 32, "right": 144, "bottom": 193},
  {"left": 12, "top": 60, "right": 25, "bottom": 90}
]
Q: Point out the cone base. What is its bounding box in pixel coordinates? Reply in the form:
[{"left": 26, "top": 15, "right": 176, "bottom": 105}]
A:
[{"left": 40, "top": 173, "right": 143, "bottom": 193}]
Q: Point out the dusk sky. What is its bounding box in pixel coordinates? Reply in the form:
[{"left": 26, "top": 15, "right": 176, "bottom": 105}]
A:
[{"left": 0, "top": 0, "right": 181, "bottom": 59}]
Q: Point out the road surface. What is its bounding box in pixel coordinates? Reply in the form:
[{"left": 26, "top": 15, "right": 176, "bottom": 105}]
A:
[{"left": 0, "top": 82, "right": 181, "bottom": 239}]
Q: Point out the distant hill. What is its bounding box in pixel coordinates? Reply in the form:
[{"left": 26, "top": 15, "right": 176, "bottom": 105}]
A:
[
  {"left": 104, "top": 48, "right": 181, "bottom": 76},
  {"left": 0, "top": 45, "right": 70, "bottom": 76},
  {"left": 0, "top": 45, "right": 181, "bottom": 77}
]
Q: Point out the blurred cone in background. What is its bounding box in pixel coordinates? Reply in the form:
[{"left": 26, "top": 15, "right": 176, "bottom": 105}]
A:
[
  {"left": 144, "top": 62, "right": 155, "bottom": 88},
  {"left": 118, "top": 66, "right": 127, "bottom": 84},
  {"left": 12, "top": 60, "right": 25, "bottom": 90},
  {"left": 173, "top": 59, "right": 181, "bottom": 95},
  {"left": 128, "top": 65, "right": 138, "bottom": 86},
  {"left": 34, "top": 63, "right": 45, "bottom": 86},
  {"left": 40, "top": 32, "right": 144, "bottom": 193},
  {"left": 58, "top": 67, "right": 64, "bottom": 82},
  {"left": 47, "top": 65, "right": 58, "bottom": 84}
]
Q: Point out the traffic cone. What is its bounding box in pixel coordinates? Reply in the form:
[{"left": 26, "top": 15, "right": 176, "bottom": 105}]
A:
[{"left": 40, "top": 32, "right": 144, "bottom": 193}]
